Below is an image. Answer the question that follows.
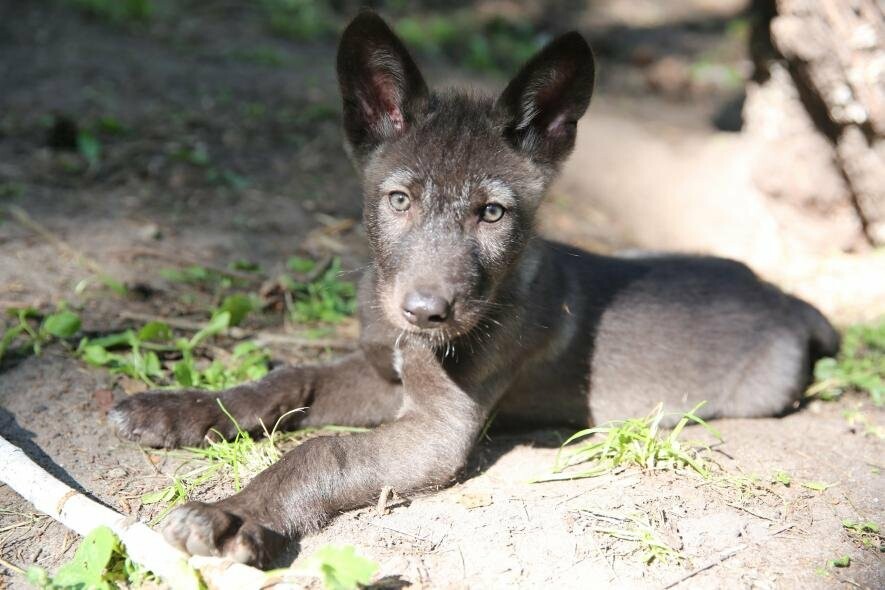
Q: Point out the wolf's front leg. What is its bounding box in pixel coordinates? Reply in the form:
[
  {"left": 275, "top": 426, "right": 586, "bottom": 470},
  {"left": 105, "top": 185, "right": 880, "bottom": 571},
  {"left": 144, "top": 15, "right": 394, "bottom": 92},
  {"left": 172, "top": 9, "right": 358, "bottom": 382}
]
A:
[
  {"left": 162, "top": 345, "right": 493, "bottom": 567},
  {"left": 108, "top": 351, "right": 402, "bottom": 448}
]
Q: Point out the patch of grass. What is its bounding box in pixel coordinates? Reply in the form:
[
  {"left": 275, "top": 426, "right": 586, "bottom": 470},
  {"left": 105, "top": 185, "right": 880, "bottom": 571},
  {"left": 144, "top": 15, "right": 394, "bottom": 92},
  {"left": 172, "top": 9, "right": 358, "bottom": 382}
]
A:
[
  {"left": 842, "top": 408, "right": 884, "bottom": 438},
  {"left": 0, "top": 307, "right": 81, "bottom": 363},
  {"left": 590, "top": 511, "right": 682, "bottom": 565},
  {"left": 142, "top": 402, "right": 367, "bottom": 520},
  {"left": 158, "top": 263, "right": 252, "bottom": 296},
  {"left": 284, "top": 257, "right": 356, "bottom": 324},
  {"left": 533, "top": 402, "right": 720, "bottom": 482},
  {"left": 771, "top": 470, "right": 792, "bottom": 486},
  {"left": 710, "top": 472, "right": 783, "bottom": 508},
  {"left": 26, "top": 526, "right": 151, "bottom": 589},
  {"left": 809, "top": 320, "right": 885, "bottom": 405},
  {"left": 827, "top": 555, "right": 851, "bottom": 568},
  {"left": 842, "top": 520, "right": 883, "bottom": 551},
  {"left": 78, "top": 313, "right": 270, "bottom": 390},
  {"left": 215, "top": 293, "right": 259, "bottom": 327}
]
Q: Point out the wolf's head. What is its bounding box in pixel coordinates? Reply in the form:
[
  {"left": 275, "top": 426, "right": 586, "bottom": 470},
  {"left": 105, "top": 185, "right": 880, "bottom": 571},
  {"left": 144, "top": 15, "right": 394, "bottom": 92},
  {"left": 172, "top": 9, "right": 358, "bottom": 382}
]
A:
[{"left": 337, "top": 11, "right": 594, "bottom": 340}]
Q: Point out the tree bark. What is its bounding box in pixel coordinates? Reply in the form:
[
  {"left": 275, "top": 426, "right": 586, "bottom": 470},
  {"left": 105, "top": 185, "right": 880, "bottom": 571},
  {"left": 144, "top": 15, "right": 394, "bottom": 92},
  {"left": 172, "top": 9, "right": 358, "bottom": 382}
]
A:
[{"left": 744, "top": 0, "right": 885, "bottom": 245}]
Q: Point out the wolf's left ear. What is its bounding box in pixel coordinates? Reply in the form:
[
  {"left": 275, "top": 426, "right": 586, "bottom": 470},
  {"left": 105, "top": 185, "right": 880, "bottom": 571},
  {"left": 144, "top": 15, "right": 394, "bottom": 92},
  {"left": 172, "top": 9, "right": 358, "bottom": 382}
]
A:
[
  {"left": 337, "top": 11, "right": 429, "bottom": 161},
  {"left": 496, "top": 32, "right": 595, "bottom": 167}
]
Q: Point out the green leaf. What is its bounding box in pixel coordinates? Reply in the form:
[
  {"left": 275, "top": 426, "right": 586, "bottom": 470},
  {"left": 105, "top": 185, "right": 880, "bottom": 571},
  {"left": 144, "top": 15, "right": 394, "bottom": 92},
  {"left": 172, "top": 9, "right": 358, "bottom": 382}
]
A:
[
  {"left": 174, "top": 360, "right": 195, "bottom": 387},
  {"left": 26, "top": 566, "right": 50, "bottom": 588},
  {"left": 52, "top": 526, "right": 118, "bottom": 588},
  {"left": 77, "top": 131, "right": 102, "bottom": 167},
  {"left": 99, "top": 275, "right": 128, "bottom": 296},
  {"left": 144, "top": 351, "right": 162, "bottom": 376},
  {"left": 216, "top": 294, "right": 254, "bottom": 327},
  {"left": 41, "top": 311, "right": 81, "bottom": 338},
  {"left": 138, "top": 321, "right": 172, "bottom": 342},
  {"left": 192, "top": 311, "right": 230, "bottom": 345},
  {"left": 141, "top": 486, "right": 176, "bottom": 504},
  {"left": 86, "top": 330, "right": 135, "bottom": 349},
  {"left": 287, "top": 256, "right": 316, "bottom": 274},
  {"left": 81, "top": 344, "right": 112, "bottom": 366},
  {"left": 0, "top": 324, "right": 25, "bottom": 362},
  {"left": 771, "top": 470, "right": 792, "bottom": 486},
  {"left": 230, "top": 259, "right": 260, "bottom": 272},
  {"left": 802, "top": 481, "right": 836, "bottom": 492},
  {"left": 827, "top": 555, "right": 851, "bottom": 568},
  {"left": 305, "top": 545, "right": 377, "bottom": 590}
]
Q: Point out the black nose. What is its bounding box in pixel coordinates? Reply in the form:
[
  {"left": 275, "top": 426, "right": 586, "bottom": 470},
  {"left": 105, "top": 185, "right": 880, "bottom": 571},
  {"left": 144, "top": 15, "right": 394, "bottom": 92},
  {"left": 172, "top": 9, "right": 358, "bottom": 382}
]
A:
[{"left": 402, "top": 291, "right": 451, "bottom": 328}]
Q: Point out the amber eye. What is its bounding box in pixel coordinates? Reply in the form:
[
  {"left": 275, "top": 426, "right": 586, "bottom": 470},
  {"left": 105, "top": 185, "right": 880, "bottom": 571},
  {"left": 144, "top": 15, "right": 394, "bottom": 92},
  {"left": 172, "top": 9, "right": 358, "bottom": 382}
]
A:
[
  {"left": 480, "top": 203, "right": 506, "bottom": 223},
  {"left": 388, "top": 191, "right": 411, "bottom": 212}
]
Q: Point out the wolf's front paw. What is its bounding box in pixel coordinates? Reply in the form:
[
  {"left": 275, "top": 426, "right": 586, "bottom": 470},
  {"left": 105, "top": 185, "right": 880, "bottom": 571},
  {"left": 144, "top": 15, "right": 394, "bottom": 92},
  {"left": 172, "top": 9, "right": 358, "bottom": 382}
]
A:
[
  {"left": 108, "top": 391, "right": 232, "bottom": 448},
  {"left": 163, "top": 502, "right": 286, "bottom": 567}
]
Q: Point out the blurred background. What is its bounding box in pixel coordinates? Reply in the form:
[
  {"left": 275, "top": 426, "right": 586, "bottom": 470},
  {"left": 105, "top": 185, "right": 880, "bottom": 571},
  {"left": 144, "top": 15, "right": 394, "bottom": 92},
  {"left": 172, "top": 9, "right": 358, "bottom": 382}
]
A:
[{"left": 0, "top": 0, "right": 883, "bottom": 324}]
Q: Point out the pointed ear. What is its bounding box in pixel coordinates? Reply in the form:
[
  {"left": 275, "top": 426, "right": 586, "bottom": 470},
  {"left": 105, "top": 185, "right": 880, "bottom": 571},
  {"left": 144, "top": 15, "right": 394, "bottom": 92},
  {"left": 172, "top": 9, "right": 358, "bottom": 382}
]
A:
[
  {"left": 337, "top": 11, "right": 429, "bottom": 161},
  {"left": 496, "top": 32, "right": 595, "bottom": 167}
]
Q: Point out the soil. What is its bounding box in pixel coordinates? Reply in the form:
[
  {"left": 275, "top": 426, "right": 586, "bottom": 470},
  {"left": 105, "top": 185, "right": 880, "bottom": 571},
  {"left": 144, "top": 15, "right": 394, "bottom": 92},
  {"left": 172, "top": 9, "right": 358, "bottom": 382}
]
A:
[{"left": 1, "top": 2, "right": 882, "bottom": 589}]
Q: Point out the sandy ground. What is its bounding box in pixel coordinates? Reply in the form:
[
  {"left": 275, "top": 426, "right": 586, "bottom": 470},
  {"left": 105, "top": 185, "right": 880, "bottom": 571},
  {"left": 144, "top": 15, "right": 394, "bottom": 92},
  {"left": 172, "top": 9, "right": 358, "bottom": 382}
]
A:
[{"left": 1, "top": 2, "right": 882, "bottom": 589}]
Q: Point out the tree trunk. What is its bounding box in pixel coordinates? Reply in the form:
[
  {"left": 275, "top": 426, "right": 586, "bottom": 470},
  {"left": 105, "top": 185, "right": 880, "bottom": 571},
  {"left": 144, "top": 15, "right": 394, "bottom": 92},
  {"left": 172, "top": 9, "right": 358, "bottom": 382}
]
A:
[{"left": 744, "top": 0, "right": 885, "bottom": 246}]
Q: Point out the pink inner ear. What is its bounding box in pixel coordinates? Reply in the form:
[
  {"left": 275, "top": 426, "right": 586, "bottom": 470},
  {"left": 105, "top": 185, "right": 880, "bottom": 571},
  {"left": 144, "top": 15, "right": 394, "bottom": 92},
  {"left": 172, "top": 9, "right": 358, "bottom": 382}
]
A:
[
  {"left": 533, "top": 61, "right": 577, "bottom": 134},
  {"left": 546, "top": 113, "right": 568, "bottom": 135},
  {"left": 371, "top": 71, "right": 405, "bottom": 132}
]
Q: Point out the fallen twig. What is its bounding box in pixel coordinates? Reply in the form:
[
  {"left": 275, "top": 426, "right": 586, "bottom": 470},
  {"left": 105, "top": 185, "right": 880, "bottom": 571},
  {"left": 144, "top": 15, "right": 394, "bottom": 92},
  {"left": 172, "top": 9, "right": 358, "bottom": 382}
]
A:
[
  {"left": 662, "top": 544, "right": 745, "bottom": 589},
  {"left": 120, "top": 247, "right": 262, "bottom": 282},
  {"left": 0, "top": 433, "right": 201, "bottom": 589},
  {"left": 7, "top": 206, "right": 110, "bottom": 279},
  {"left": 662, "top": 523, "right": 795, "bottom": 589}
]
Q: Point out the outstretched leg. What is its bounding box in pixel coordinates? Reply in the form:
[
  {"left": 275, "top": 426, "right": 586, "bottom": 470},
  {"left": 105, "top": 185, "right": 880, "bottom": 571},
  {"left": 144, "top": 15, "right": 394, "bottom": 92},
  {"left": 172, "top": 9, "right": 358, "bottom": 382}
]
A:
[
  {"left": 109, "top": 351, "right": 403, "bottom": 448},
  {"left": 162, "top": 344, "right": 495, "bottom": 567}
]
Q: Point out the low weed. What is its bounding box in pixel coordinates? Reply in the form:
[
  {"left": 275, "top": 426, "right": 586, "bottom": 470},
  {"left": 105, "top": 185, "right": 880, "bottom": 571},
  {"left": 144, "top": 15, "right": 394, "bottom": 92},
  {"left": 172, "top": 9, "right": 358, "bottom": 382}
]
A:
[
  {"left": 0, "top": 307, "right": 81, "bottom": 362},
  {"left": 801, "top": 481, "right": 837, "bottom": 493},
  {"left": 842, "top": 520, "right": 883, "bottom": 551},
  {"left": 590, "top": 512, "right": 682, "bottom": 565},
  {"left": 26, "top": 526, "right": 152, "bottom": 589},
  {"left": 160, "top": 255, "right": 355, "bottom": 326},
  {"left": 284, "top": 257, "right": 356, "bottom": 324},
  {"left": 771, "top": 470, "right": 792, "bottom": 486},
  {"left": 809, "top": 320, "right": 884, "bottom": 405},
  {"left": 78, "top": 313, "right": 269, "bottom": 390},
  {"left": 842, "top": 408, "right": 884, "bottom": 438},
  {"left": 533, "top": 402, "right": 719, "bottom": 482},
  {"left": 711, "top": 472, "right": 782, "bottom": 506}
]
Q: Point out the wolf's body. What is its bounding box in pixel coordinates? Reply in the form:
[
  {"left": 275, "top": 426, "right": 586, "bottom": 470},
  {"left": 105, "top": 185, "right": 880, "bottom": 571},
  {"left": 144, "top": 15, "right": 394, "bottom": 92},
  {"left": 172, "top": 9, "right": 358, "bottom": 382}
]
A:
[{"left": 109, "top": 12, "right": 838, "bottom": 566}]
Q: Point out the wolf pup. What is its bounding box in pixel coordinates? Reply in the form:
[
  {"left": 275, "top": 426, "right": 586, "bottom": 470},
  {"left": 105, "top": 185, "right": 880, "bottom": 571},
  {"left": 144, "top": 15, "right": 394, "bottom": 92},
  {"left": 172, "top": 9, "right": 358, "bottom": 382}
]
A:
[{"left": 109, "top": 11, "right": 839, "bottom": 566}]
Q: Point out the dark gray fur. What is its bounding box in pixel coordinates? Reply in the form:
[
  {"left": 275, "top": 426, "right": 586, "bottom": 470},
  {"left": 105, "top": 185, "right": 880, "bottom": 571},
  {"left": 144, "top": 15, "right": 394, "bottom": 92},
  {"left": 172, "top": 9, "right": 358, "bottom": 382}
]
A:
[{"left": 108, "top": 11, "right": 839, "bottom": 567}]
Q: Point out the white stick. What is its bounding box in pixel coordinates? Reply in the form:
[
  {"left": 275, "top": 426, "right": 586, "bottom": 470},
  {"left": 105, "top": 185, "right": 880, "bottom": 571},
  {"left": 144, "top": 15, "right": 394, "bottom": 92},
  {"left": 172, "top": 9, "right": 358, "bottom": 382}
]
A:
[{"left": 0, "top": 434, "right": 202, "bottom": 589}]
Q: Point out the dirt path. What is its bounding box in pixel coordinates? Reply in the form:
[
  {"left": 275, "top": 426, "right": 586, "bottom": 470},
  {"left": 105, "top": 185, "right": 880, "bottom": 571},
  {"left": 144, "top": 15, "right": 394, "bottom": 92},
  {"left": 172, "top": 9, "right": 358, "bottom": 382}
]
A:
[{"left": 1, "top": 2, "right": 882, "bottom": 589}]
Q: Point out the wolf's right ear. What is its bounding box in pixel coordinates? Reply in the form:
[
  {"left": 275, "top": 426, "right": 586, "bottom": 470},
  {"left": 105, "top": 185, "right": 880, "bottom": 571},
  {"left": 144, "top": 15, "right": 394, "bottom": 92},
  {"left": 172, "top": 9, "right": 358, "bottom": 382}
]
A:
[{"left": 337, "top": 11, "right": 429, "bottom": 161}]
